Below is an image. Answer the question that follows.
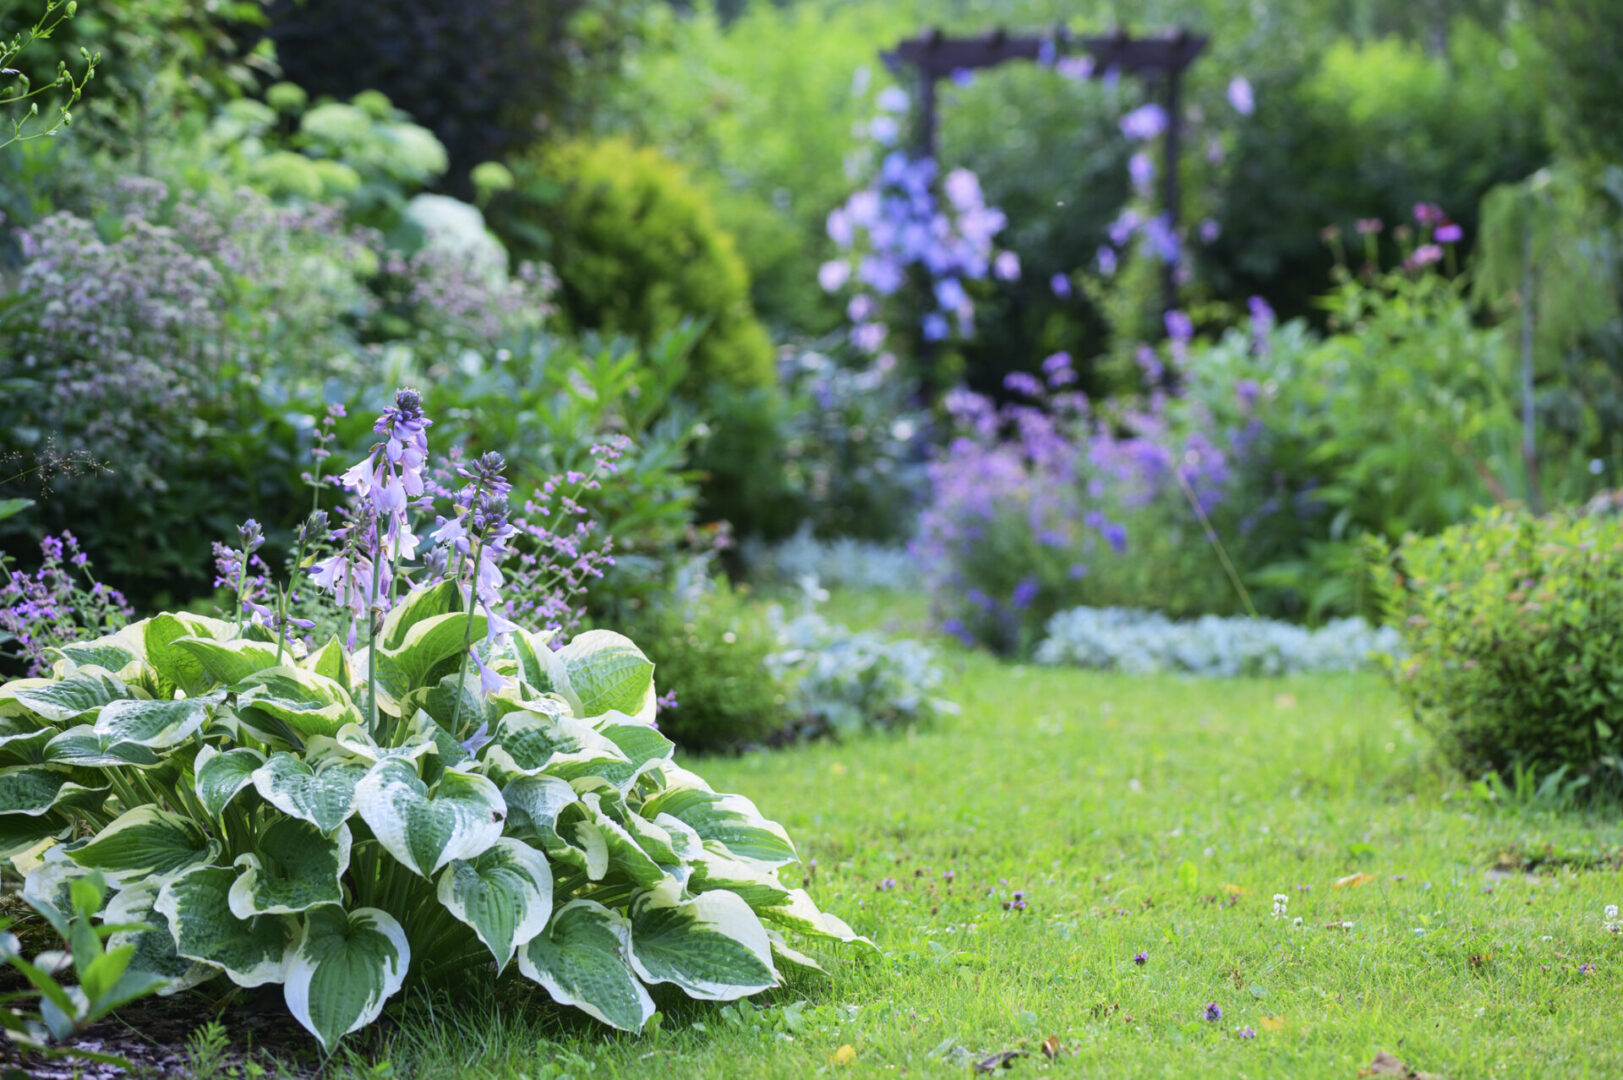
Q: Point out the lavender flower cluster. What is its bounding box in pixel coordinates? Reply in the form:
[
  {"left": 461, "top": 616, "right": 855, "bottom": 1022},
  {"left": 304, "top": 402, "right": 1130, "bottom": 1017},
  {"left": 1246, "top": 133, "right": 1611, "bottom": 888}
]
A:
[
  {"left": 819, "top": 86, "right": 1017, "bottom": 355},
  {"left": 0, "top": 532, "right": 132, "bottom": 676},
  {"left": 1033, "top": 605, "right": 1403, "bottom": 677}
]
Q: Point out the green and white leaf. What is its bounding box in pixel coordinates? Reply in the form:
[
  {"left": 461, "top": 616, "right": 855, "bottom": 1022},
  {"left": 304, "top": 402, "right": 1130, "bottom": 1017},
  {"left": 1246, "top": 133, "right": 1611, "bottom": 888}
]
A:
[
  {"left": 377, "top": 578, "right": 460, "bottom": 652},
  {"left": 42, "top": 726, "right": 162, "bottom": 768},
  {"left": 593, "top": 714, "right": 675, "bottom": 790},
  {"left": 0, "top": 765, "right": 108, "bottom": 816},
  {"left": 69, "top": 806, "right": 219, "bottom": 877},
  {"left": 574, "top": 793, "right": 667, "bottom": 888},
  {"left": 481, "top": 708, "right": 630, "bottom": 784},
  {"left": 229, "top": 819, "right": 351, "bottom": 917},
  {"left": 509, "top": 628, "right": 579, "bottom": 712},
  {"left": 355, "top": 759, "right": 505, "bottom": 877},
  {"left": 375, "top": 610, "right": 488, "bottom": 701},
  {"left": 173, "top": 637, "right": 281, "bottom": 687},
  {"left": 502, "top": 775, "right": 597, "bottom": 871},
  {"left": 193, "top": 745, "right": 264, "bottom": 816},
  {"left": 235, "top": 667, "right": 362, "bottom": 740},
  {"left": 145, "top": 614, "right": 225, "bottom": 696},
  {"left": 251, "top": 752, "right": 367, "bottom": 834},
  {"left": 0, "top": 809, "right": 71, "bottom": 859},
  {"left": 327, "top": 724, "right": 435, "bottom": 766},
  {"left": 436, "top": 837, "right": 553, "bottom": 972},
  {"left": 641, "top": 768, "right": 797, "bottom": 867},
  {"left": 518, "top": 900, "right": 654, "bottom": 1033},
  {"left": 688, "top": 845, "right": 792, "bottom": 910},
  {"left": 284, "top": 905, "right": 409, "bottom": 1052},
  {"left": 303, "top": 636, "right": 352, "bottom": 687},
  {"left": 9, "top": 671, "right": 130, "bottom": 723},
  {"left": 626, "top": 880, "right": 777, "bottom": 1000},
  {"left": 760, "top": 889, "right": 875, "bottom": 948},
  {"left": 21, "top": 849, "right": 100, "bottom": 924},
  {"left": 93, "top": 695, "right": 214, "bottom": 750},
  {"left": 103, "top": 882, "right": 216, "bottom": 995},
  {"left": 557, "top": 631, "right": 655, "bottom": 720},
  {"left": 155, "top": 865, "right": 294, "bottom": 987}
]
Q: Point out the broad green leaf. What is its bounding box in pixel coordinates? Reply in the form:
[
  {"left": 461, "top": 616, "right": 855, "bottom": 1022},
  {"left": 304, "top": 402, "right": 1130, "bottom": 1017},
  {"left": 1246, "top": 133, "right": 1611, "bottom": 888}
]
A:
[
  {"left": 69, "top": 806, "right": 218, "bottom": 877},
  {"left": 575, "top": 793, "right": 666, "bottom": 888},
  {"left": 355, "top": 759, "right": 505, "bottom": 877},
  {"left": 375, "top": 610, "right": 488, "bottom": 702},
  {"left": 42, "top": 726, "right": 162, "bottom": 768},
  {"left": 103, "top": 882, "right": 216, "bottom": 996},
  {"left": 481, "top": 708, "right": 630, "bottom": 784},
  {"left": 10, "top": 671, "right": 130, "bottom": 723},
  {"left": 765, "top": 927, "right": 826, "bottom": 977},
  {"left": 193, "top": 746, "right": 264, "bottom": 816},
  {"left": 517, "top": 899, "right": 653, "bottom": 1032},
  {"left": 626, "top": 881, "right": 776, "bottom": 1000},
  {"left": 688, "top": 845, "right": 792, "bottom": 910},
  {"left": 557, "top": 631, "right": 655, "bottom": 719},
  {"left": 0, "top": 681, "right": 55, "bottom": 721},
  {"left": 0, "top": 765, "right": 108, "bottom": 816},
  {"left": 0, "top": 809, "right": 71, "bottom": 858},
  {"left": 509, "top": 628, "right": 578, "bottom": 711},
  {"left": 760, "top": 889, "right": 874, "bottom": 948},
  {"left": 326, "top": 723, "right": 436, "bottom": 766},
  {"left": 144, "top": 614, "right": 222, "bottom": 696},
  {"left": 284, "top": 905, "right": 409, "bottom": 1052},
  {"left": 229, "top": 820, "right": 351, "bottom": 917},
  {"left": 235, "top": 667, "right": 362, "bottom": 739},
  {"left": 50, "top": 643, "right": 135, "bottom": 675},
  {"left": 0, "top": 716, "right": 56, "bottom": 765},
  {"left": 173, "top": 637, "right": 281, "bottom": 687},
  {"left": 93, "top": 695, "right": 212, "bottom": 750},
  {"left": 436, "top": 837, "right": 553, "bottom": 972},
  {"left": 377, "top": 578, "right": 460, "bottom": 652},
  {"left": 618, "top": 809, "right": 680, "bottom": 867},
  {"left": 593, "top": 714, "right": 675, "bottom": 790},
  {"left": 22, "top": 850, "right": 96, "bottom": 925},
  {"left": 251, "top": 752, "right": 366, "bottom": 834},
  {"left": 640, "top": 769, "right": 796, "bottom": 867},
  {"left": 303, "top": 636, "right": 352, "bottom": 687},
  {"left": 155, "top": 865, "right": 293, "bottom": 987},
  {"left": 502, "top": 775, "right": 596, "bottom": 871},
  {"left": 0, "top": 497, "right": 33, "bottom": 522}
]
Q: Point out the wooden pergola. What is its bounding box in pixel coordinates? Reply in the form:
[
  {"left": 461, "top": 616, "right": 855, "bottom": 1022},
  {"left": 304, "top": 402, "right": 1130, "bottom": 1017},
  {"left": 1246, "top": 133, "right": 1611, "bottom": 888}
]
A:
[{"left": 882, "top": 27, "right": 1208, "bottom": 313}]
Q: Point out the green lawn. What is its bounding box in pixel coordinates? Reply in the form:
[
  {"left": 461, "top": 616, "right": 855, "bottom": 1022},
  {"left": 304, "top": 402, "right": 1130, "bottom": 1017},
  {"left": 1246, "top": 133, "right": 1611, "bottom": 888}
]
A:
[{"left": 329, "top": 598, "right": 1623, "bottom": 1080}]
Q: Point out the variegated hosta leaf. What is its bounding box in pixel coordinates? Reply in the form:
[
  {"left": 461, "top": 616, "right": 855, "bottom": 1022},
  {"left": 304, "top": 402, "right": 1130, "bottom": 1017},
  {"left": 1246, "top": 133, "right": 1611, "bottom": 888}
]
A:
[
  {"left": 0, "top": 809, "right": 71, "bottom": 859},
  {"left": 103, "top": 882, "right": 217, "bottom": 996},
  {"left": 626, "top": 881, "right": 777, "bottom": 1001},
  {"left": 0, "top": 765, "right": 108, "bottom": 816},
  {"left": 508, "top": 629, "right": 579, "bottom": 712},
  {"left": 172, "top": 637, "right": 281, "bottom": 688},
  {"left": 640, "top": 769, "right": 797, "bottom": 867},
  {"left": 593, "top": 714, "right": 675, "bottom": 790},
  {"left": 145, "top": 613, "right": 228, "bottom": 696},
  {"left": 0, "top": 715, "right": 52, "bottom": 765},
  {"left": 355, "top": 758, "right": 505, "bottom": 877},
  {"left": 436, "top": 837, "right": 553, "bottom": 972},
  {"left": 688, "top": 845, "right": 793, "bottom": 910},
  {"left": 760, "top": 889, "right": 875, "bottom": 949},
  {"left": 236, "top": 667, "right": 363, "bottom": 740},
  {"left": 69, "top": 806, "right": 219, "bottom": 877},
  {"left": 377, "top": 578, "right": 460, "bottom": 652},
  {"left": 518, "top": 899, "right": 654, "bottom": 1033},
  {"left": 42, "top": 725, "right": 162, "bottom": 768},
  {"left": 155, "top": 865, "right": 295, "bottom": 987},
  {"left": 556, "top": 631, "right": 655, "bottom": 720},
  {"left": 574, "top": 793, "right": 666, "bottom": 888},
  {"left": 765, "top": 927, "right": 827, "bottom": 976},
  {"left": 502, "top": 775, "right": 597, "bottom": 872},
  {"left": 49, "top": 636, "right": 138, "bottom": 679},
  {"left": 284, "top": 905, "right": 410, "bottom": 1052},
  {"left": 481, "top": 708, "right": 630, "bottom": 784},
  {"left": 229, "top": 819, "right": 352, "bottom": 917},
  {"left": 251, "top": 752, "right": 367, "bottom": 834},
  {"left": 21, "top": 849, "right": 98, "bottom": 923},
  {"left": 9, "top": 670, "right": 130, "bottom": 723},
  {"left": 193, "top": 746, "right": 264, "bottom": 816},
  {"left": 303, "top": 637, "right": 353, "bottom": 688},
  {"left": 93, "top": 695, "right": 214, "bottom": 750},
  {"left": 325, "top": 724, "right": 436, "bottom": 767},
  {"left": 374, "top": 609, "right": 488, "bottom": 703}
]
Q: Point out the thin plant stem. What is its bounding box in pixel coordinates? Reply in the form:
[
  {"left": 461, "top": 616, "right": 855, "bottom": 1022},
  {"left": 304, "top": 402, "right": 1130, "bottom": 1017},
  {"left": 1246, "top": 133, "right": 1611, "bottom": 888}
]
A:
[
  {"left": 446, "top": 538, "right": 485, "bottom": 740},
  {"left": 367, "top": 517, "right": 384, "bottom": 739},
  {"left": 1174, "top": 469, "right": 1258, "bottom": 619}
]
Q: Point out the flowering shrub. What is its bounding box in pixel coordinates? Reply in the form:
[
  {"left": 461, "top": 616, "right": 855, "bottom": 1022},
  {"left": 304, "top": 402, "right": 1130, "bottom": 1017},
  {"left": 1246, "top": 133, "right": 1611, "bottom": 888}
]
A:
[
  {"left": 1034, "top": 606, "right": 1400, "bottom": 677},
  {"left": 0, "top": 392, "right": 868, "bottom": 1050},
  {"left": 1371, "top": 506, "right": 1623, "bottom": 789},
  {"left": 767, "top": 611, "right": 955, "bottom": 739},
  {"left": 1, "top": 531, "right": 131, "bottom": 677},
  {"left": 742, "top": 528, "right": 923, "bottom": 593}
]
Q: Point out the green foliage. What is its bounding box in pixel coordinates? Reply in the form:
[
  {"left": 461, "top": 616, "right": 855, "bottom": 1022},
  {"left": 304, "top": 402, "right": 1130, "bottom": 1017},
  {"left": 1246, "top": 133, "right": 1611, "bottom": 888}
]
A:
[
  {"left": 0, "top": 582, "right": 868, "bottom": 1050},
  {"left": 0, "top": 0, "right": 98, "bottom": 149},
  {"left": 1527, "top": 0, "right": 1623, "bottom": 165},
  {"left": 621, "top": 581, "right": 786, "bottom": 753},
  {"left": 1372, "top": 506, "right": 1623, "bottom": 790},
  {"left": 491, "top": 136, "right": 775, "bottom": 393},
  {"left": 0, "top": 868, "right": 166, "bottom": 1070}
]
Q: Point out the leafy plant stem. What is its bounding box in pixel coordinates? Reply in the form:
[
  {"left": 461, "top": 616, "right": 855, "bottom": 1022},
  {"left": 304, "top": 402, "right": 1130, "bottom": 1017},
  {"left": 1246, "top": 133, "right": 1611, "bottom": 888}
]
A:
[{"left": 1175, "top": 469, "right": 1258, "bottom": 619}]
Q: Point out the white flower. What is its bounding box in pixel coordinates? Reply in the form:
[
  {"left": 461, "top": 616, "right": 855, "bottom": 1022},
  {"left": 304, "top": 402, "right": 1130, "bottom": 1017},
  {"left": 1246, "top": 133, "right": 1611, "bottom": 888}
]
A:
[
  {"left": 1605, "top": 904, "right": 1621, "bottom": 932},
  {"left": 1272, "top": 893, "right": 1289, "bottom": 919}
]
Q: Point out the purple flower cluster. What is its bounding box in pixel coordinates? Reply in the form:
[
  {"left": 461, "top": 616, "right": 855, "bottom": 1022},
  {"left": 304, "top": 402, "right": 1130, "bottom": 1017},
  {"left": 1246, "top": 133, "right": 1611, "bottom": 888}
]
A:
[
  {"left": 1, "top": 532, "right": 132, "bottom": 676},
  {"left": 821, "top": 86, "right": 1017, "bottom": 354}
]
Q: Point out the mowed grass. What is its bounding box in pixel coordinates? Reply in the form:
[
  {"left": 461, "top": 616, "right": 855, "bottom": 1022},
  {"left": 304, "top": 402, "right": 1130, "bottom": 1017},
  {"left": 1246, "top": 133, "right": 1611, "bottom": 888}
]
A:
[{"left": 334, "top": 593, "right": 1623, "bottom": 1079}]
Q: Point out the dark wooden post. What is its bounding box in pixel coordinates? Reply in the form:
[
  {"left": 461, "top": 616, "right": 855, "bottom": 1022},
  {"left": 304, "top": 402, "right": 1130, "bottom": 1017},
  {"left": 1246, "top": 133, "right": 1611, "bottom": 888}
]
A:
[{"left": 1160, "top": 35, "right": 1186, "bottom": 315}]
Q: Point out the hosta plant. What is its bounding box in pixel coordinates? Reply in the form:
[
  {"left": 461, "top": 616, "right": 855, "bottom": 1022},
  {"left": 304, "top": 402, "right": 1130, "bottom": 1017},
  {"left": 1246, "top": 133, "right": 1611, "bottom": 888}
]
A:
[{"left": 0, "top": 590, "right": 867, "bottom": 1049}]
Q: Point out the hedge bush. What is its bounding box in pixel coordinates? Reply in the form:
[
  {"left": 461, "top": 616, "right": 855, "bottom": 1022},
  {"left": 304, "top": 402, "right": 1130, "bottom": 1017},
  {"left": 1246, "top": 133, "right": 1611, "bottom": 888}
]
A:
[{"left": 1372, "top": 506, "right": 1623, "bottom": 788}]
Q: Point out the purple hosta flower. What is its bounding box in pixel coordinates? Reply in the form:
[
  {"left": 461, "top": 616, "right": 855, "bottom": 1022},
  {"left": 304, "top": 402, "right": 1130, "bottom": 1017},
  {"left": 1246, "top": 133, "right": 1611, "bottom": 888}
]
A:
[
  {"left": 1435, "top": 222, "right": 1463, "bottom": 244},
  {"left": 826, "top": 207, "right": 855, "bottom": 248},
  {"left": 1050, "top": 272, "right": 1073, "bottom": 299},
  {"left": 1200, "top": 218, "right": 1221, "bottom": 244},
  {"left": 1413, "top": 202, "right": 1446, "bottom": 227},
  {"left": 848, "top": 294, "right": 876, "bottom": 322},
  {"left": 1407, "top": 244, "right": 1443, "bottom": 270},
  {"left": 1165, "top": 309, "right": 1195, "bottom": 343},
  {"left": 1097, "top": 246, "right": 1118, "bottom": 275},
  {"left": 1056, "top": 54, "right": 1094, "bottom": 82},
  {"left": 877, "top": 85, "right": 910, "bottom": 113},
  {"left": 934, "top": 277, "right": 969, "bottom": 313},
  {"left": 1120, "top": 103, "right": 1168, "bottom": 141},
  {"left": 851, "top": 322, "right": 887, "bottom": 353},
  {"left": 1129, "top": 151, "right": 1156, "bottom": 195},
  {"left": 818, "top": 259, "right": 851, "bottom": 292},
  {"left": 1356, "top": 217, "right": 1383, "bottom": 235},
  {"left": 1133, "top": 951, "right": 1149, "bottom": 966},
  {"left": 335, "top": 388, "right": 433, "bottom": 575},
  {"left": 1109, "top": 209, "right": 1141, "bottom": 247},
  {"left": 309, "top": 545, "right": 385, "bottom": 620},
  {"left": 1043, "top": 352, "right": 1077, "bottom": 388},
  {"left": 1227, "top": 76, "right": 1255, "bottom": 116},
  {"left": 922, "top": 312, "right": 949, "bottom": 342},
  {"left": 993, "top": 250, "right": 1021, "bottom": 281},
  {"left": 237, "top": 519, "right": 265, "bottom": 556},
  {"left": 1204, "top": 1003, "right": 1223, "bottom": 1022},
  {"left": 944, "top": 169, "right": 983, "bottom": 213}
]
